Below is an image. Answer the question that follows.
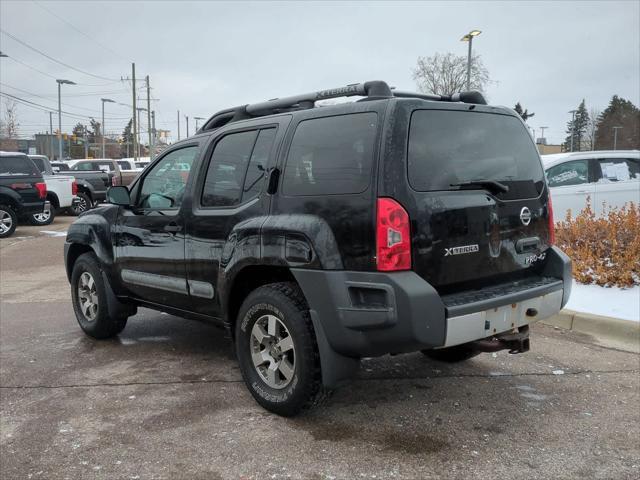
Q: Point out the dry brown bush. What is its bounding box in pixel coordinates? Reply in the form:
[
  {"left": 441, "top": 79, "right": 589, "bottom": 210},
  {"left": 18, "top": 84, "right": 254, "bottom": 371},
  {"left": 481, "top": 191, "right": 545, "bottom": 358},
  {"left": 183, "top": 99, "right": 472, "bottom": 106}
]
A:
[{"left": 555, "top": 200, "right": 640, "bottom": 287}]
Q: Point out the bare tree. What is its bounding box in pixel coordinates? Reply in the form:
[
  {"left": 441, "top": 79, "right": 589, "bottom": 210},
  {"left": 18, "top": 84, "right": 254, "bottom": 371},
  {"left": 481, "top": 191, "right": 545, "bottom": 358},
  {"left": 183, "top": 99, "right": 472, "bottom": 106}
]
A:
[
  {"left": 3, "top": 101, "right": 20, "bottom": 138},
  {"left": 586, "top": 107, "right": 600, "bottom": 150},
  {"left": 413, "top": 52, "right": 490, "bottom": 96}
]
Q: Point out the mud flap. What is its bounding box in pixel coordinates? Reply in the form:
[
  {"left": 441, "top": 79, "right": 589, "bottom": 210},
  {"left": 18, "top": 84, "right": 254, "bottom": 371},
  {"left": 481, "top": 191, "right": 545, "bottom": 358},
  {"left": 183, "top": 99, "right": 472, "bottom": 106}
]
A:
[
  {"left": 101, "top": 271, "right": 137, "bottom": 320},
  {"left": 309, "top": 310, "right": 360, "bottom": 389}
]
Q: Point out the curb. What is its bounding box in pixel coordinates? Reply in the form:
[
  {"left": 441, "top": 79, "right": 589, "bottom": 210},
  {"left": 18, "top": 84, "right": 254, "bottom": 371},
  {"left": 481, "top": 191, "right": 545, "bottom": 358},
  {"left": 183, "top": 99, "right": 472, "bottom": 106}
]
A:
[{"left": 542, "top": 310, "right": 640, "bottom": 353}]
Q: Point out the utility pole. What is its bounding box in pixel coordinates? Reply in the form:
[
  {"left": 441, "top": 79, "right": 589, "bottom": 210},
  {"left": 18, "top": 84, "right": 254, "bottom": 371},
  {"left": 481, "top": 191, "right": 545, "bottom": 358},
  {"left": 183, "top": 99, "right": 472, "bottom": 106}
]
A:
[
  {"left": 613, "top": 126, "right": 622, "bottom": 150},
  {"left": 136, "top": 108, "right": 146, "bottom": 158},
  {"left": 177, "top": 110, "right": 181, "bottom": 140},
  {"left": 185, "top": 115, "right": 189, "bottom": 137},
  {"left": 151, "top": 110, "right": 156, "bottom": 160},
  {"left": 131, "top": 63, "right": 138, "bottom": 162},
  {"left": 101, "top": 98, "right": 115, "bottom": 158},
  {"left": 83, "top": 126, "right": 89, "bottom": 158},
  {"left": 49, "top": 111, "right": 54, "bottom": 159},
  {"left": 146, "top": 76, "right": 152, "bottom": 156},
  {"left": 568, "top": 109, "right": 577, "bottom": 152}
]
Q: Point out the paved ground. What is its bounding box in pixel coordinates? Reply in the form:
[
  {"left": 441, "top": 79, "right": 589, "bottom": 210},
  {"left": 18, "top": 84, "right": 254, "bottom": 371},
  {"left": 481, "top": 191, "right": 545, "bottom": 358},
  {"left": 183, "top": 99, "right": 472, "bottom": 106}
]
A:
[{"left": 1, "top": 216, "right": 639, "bottom": 479}]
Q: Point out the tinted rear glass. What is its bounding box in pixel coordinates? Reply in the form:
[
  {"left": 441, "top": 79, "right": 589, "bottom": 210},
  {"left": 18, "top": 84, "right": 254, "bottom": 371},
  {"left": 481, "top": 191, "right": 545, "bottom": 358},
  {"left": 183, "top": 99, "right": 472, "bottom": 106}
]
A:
[
  {"left": 283, "top": 112, "right": 377, "bottom": 196},
  {"left": 408, "top": 110, "right": 544, "bottom": 199},
  {"left": 0, "top": 156, "right": 40, "bottom": 176}
]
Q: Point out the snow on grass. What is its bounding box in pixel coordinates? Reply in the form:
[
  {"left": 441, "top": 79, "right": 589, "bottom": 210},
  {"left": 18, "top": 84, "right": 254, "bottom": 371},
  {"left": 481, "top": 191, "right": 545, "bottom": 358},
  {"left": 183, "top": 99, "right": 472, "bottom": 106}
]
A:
[{"left": 564, "top": 280, "right": 640, "bottom": 322}]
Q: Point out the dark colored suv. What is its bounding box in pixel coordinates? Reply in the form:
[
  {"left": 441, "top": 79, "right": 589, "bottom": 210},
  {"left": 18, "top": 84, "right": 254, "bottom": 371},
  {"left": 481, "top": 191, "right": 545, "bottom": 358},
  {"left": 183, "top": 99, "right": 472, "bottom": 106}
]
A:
[{"left": 64, "top": 81, "right": 571, "bottom": 416}]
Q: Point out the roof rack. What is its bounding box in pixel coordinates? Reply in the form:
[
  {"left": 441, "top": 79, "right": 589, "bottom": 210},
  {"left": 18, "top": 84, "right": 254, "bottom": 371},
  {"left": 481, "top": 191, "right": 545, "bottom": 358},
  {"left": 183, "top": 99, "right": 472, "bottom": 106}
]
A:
[{"left": 198, "top": 81, "right": 487, "bottom": 133}]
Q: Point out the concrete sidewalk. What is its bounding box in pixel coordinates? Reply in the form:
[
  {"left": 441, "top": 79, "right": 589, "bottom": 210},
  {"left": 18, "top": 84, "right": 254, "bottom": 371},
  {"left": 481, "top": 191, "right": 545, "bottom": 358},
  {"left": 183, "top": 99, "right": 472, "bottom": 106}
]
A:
[{"left": 543, "top": 309, "right": 640, "bottom": 353}]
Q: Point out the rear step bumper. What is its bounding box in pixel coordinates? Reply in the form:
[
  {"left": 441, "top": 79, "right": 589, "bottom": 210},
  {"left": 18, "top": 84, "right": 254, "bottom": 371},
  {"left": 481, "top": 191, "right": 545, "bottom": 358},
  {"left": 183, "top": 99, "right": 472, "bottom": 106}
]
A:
[{"left": 291, "top": 246, "right": 571, "bottom": 360}]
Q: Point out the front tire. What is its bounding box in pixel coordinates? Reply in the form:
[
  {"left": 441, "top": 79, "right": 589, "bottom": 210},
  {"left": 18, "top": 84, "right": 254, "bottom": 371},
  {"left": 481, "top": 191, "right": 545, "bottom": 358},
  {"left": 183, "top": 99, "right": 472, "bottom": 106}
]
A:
[
  {"left": 71, "top": 252, "right": 128, "bottom": 339},
  {"left": 235, "top": 282, "right": 326, "bottom": 416},
  {"left": 0, "top": 204, "right": 17, "bottom": 238}
]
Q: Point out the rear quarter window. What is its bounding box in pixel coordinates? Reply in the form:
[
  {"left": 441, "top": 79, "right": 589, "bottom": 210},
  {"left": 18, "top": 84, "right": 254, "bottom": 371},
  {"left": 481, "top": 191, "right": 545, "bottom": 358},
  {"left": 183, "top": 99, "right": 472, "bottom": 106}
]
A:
[
  {"left": 282, "top": 112, "right": 378, "bottom": 196},
  {"left": 408, "top": 110, "right": 545, "bottom": 200}
]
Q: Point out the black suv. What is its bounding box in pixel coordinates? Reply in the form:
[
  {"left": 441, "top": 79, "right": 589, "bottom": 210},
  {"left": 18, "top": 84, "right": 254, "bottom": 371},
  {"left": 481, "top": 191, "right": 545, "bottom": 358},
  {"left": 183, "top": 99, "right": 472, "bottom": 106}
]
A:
[
  {"left": 64, "top": 81, "right": 571, "bottom": 415},
  {"left": 0, "top": 151, "right": 48, "bottom": 238}
]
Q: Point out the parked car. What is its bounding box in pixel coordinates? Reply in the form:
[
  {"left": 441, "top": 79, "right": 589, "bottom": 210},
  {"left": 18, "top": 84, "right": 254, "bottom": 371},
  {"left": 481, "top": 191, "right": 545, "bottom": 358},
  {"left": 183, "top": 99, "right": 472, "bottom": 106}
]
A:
[
  {"left": 48, "top": 159, "right": 113, "bottom": 215},
  {"left": 64, "top": 81, "right": 571, "bottom": 416},
  {"left": 28, "top": 155, "right": 79, "bottom": 225},
  {"left": 67, "top": 159, "right": 138, "bottom": 187},
  {"left": 542, "top": 150, "right": 640, "bottom": 219},
  {"left": 0, "top": 151, "right": 48, "bottom": 237}
]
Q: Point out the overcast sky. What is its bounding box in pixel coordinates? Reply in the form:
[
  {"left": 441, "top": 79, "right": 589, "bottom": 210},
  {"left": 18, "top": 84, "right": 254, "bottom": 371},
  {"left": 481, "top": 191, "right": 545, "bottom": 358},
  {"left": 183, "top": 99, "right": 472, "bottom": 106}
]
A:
[{"left": 1, "top": 0, "right": 638, "bottom": 145}]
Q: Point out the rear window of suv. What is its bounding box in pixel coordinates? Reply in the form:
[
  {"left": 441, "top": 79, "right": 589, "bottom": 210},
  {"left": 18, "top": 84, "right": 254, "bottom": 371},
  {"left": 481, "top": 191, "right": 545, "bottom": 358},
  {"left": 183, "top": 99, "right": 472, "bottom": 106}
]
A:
[
  {"left": 408, "top": 110, "right": 545, "bottom": 200},
  {"left": 0, "top": 156, "right": 40, "bottom": 176}
]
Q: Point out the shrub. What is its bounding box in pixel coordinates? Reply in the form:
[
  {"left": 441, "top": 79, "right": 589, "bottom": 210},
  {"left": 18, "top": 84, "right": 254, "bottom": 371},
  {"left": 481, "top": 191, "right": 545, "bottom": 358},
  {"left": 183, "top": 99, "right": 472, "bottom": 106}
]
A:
[{"left": 555, "top": 200, "right": 640, "bottom": 288}]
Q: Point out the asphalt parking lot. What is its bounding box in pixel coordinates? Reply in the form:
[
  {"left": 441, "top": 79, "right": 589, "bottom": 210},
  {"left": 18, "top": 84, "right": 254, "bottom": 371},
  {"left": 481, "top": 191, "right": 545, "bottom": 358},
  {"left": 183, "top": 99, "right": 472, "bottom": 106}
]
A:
[{"left": 1, "top": 216, "right": 639, "bottom": 479}]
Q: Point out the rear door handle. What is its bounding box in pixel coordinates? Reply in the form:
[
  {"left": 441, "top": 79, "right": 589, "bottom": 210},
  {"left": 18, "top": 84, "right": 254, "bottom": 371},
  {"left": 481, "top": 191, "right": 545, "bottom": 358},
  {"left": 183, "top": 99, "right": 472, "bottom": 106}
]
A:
[{"left": 164, "top": 223, "right": 182, "bottom": 233}]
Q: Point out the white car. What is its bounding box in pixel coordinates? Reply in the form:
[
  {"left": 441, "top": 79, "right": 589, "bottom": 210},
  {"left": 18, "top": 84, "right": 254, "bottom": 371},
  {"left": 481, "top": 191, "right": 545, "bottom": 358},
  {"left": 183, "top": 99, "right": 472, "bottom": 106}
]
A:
[
  {"left": 28, "top": 155, "right": 78, "bottom": 225},
  {"left": 542, "top": 150, "right": 640, "bottom": 220}
]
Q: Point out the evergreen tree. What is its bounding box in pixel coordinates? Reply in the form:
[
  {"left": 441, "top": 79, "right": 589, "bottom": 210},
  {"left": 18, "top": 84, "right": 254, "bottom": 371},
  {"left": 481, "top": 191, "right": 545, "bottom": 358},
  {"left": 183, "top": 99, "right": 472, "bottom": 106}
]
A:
[
  {"left": 514, "top": 102, "right": 535, "bottom": 122},
  {"left": 594, "top": 95, "right": 640, "bottom": 150},
  {"left": 563, "top": 99, "right": 589, "bottom": 152}
]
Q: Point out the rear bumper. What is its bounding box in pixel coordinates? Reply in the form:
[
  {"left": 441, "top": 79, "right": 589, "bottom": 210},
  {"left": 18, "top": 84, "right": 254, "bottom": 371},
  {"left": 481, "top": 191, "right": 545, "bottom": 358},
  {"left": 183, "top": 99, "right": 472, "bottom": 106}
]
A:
[
  {"left": 292, "top": 246, "right": 572, "bottom": 358},
  {"left": 18, "top": 200, "right": 47, "bottom": 217}
]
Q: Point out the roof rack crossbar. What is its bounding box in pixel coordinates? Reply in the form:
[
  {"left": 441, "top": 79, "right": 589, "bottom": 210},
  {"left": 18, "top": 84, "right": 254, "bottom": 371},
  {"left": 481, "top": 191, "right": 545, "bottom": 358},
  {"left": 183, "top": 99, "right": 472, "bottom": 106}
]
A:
[{"left": 392, "top": 89, "right": 487, "bottom": 105}]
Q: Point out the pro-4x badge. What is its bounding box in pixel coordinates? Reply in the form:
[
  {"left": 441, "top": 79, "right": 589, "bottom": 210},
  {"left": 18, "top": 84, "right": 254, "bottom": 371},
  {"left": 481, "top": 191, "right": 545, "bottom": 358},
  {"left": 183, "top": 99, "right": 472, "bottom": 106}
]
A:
[{"left": 444, "top": 244, "right": 480, "bottom": 256}]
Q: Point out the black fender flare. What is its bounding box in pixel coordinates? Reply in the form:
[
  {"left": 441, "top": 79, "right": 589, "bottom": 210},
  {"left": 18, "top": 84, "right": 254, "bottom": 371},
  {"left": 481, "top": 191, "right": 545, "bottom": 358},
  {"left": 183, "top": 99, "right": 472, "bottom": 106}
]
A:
[{"left": 0, "top": 186, "right": 23, "bottom": 208}]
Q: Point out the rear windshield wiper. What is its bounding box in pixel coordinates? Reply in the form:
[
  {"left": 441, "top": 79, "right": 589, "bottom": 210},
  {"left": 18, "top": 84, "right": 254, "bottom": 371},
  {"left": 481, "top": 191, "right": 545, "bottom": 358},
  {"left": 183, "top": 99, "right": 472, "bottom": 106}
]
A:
[{"left": 450, "top": 179, "right": 510, "bottom": 194}]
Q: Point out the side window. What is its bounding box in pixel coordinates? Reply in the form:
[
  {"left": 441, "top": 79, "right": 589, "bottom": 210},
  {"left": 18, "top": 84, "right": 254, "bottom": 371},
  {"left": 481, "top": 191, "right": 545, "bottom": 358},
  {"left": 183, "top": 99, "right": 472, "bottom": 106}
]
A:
[
  {"left": 546, "top": 160, "right": 589, "bottom": 187},
  {"left": 201, "top": 130, "right": 258, "bottom": 207},
  {"left": 597, "top": 158, "right": 640, "bottom": 183},
  {"left": 73, "top": 162, "right": 90, "bottom": 171},
  {"left": 97, "top": 162, "right": 114, "bottom": 172},
  {"left": 138, "top": 146, "right": 198, "bottom": 209},
  {"left": 243, "top": 128, "right": 276, "bottom": 201},
  {"left": 117, "top": 161, "right": 130, "bottom": 169},
  {"left": 30, "top": 157, "right": 46, "bottom": 173},
  {"left": 282, "top": 112, "right": 378, "bottom": 196}
]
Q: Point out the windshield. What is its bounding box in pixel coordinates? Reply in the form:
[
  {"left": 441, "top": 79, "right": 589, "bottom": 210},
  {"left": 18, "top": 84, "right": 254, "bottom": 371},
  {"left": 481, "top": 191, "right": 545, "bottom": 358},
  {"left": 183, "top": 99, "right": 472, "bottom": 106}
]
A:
[{"left": 408, "top": 110, "right": 545, "bottom": 199}]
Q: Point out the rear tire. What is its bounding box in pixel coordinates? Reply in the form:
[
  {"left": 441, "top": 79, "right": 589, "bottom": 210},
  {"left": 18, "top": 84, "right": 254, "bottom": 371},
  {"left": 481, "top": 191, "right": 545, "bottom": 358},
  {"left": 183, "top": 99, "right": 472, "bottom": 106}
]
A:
[
  {"left": 71, "top": 252, "right": 128, "bottom": 339},
  {"left": 0, "top": 204, "right": 17, "bottom": 238},
  {"left": 70, "top": 192, "right": 91, "bottom": 216},
  {"left": 29, "top": 204, "right": 56, "bottom": 226},
  {"left": 235, "top": 282, "right": 327, "bottom": 416},
  {"left": 421, "top": 343, "right": 481, "bottom": 363}
]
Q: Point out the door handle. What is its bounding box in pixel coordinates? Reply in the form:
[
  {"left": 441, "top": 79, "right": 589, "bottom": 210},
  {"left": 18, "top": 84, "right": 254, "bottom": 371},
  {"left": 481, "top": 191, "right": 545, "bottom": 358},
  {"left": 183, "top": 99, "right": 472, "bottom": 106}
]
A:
[{"left": 164, "top": 223, "right": 182, "bottom": 233}]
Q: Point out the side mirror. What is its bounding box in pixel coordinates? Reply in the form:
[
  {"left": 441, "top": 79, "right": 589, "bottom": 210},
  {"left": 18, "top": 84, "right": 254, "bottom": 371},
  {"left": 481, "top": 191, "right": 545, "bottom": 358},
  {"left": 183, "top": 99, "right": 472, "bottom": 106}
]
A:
[{"left": 107, "top": 186, "right": 131, "bottom": 206}]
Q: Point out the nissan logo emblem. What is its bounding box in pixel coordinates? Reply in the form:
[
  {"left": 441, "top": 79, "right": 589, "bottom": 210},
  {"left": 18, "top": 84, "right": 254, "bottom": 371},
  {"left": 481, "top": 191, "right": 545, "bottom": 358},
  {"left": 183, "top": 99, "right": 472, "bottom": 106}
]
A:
[{"left": 520, "top": 206, "right": 532, "bottom": 226}]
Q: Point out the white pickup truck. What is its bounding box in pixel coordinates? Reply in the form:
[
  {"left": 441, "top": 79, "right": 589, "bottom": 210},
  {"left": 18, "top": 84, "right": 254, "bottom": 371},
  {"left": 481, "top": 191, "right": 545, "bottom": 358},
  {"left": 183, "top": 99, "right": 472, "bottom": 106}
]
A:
[{"left": 28, "top": 155, "right": 79, "bottom": 225}]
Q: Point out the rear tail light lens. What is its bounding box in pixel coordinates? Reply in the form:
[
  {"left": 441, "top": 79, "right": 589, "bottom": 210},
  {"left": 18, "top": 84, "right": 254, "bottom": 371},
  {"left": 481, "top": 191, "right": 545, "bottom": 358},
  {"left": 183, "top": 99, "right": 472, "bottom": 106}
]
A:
[
  {"left": 376, "top": 197, "right": 411, "bottom": 271},
  {"left": 111, "top": 175, "right": 120, "bottom": 186},
  {"left": 35, "top": 182, "right": 47, "bottom": 199},
  {"left": 548, "top": 192, "right": 555, "bottom": 245},
  {"left": 71, "top": 180, "right": 78, "bottom": 196}
]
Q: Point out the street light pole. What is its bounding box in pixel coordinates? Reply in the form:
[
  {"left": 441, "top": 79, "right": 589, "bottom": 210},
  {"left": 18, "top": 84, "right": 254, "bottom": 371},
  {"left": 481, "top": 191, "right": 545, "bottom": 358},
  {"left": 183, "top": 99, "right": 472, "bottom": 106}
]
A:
[
  {"left": 185, "top": 115, "right": 189, "bottom": 137},
  {"left": 56, "top": 79, "right": 76, "bottom": 160},
  {"left": 568, "top": 109, "right": 577, "bottom": 152},
  {"left": 49, "top": 111, "right": 54, "bottom": 159},
  {"left": 613, "top": 126, "right": 622, "bottom": 150},
  {"left": 136, "top": 107, "right": 147, "bottom": 158},
  {"left": 460, "top": 30, "right": 482, "bottom": 91},
  {"left": 101, "top": 98, "right": 115, "bottom": 158}
]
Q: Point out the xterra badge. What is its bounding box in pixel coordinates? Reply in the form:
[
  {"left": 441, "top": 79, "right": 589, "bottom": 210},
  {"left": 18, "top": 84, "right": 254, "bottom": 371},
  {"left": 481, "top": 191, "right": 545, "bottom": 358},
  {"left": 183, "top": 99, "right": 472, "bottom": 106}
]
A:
[{"left": 444, "top": 244, "right": 480, "bottom": 256}]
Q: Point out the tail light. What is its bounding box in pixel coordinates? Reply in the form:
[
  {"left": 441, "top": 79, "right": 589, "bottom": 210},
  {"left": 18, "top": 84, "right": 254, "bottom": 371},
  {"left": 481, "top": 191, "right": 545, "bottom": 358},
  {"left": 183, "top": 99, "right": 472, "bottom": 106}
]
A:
[
  {"left": 548, "top": 192, "right": 555, "bottom": 245},
  {"left": 35, "top": 182, "right": 47, "bottom": 199},
  {"left": 111, "top": 175, "right": 120, "bottom": 186},
  {"left": 71, "top": 180, "right": 78, "bottom": 196},
  {"left": 376, "top": 197, "right": 411, "bottom": 271}
]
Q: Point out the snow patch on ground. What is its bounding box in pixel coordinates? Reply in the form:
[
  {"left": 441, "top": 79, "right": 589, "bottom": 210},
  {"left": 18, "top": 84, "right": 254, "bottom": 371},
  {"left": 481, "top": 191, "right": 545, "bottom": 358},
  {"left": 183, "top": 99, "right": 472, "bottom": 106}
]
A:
[{"left": 565, "top": 280, "right": 639, "bottom": 322}]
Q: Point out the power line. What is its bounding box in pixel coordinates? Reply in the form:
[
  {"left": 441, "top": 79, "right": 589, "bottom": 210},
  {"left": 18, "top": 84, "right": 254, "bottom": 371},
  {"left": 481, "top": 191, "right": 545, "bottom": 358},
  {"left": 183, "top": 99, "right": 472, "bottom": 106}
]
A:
[
  {"left": 0, "top": 83, "right": 131, "bottom": 118},
  {"left": 1, "top": 92, "right": 130, "bottom": 122},
  {"left": 4, "top": 54, "right": 123, "bottom": 87},
  {"left": 0, "top": 28, "right": 121, "bottom": 82},
  {"left": 32, "top": 0, "right": 129, "bottom": 63}
]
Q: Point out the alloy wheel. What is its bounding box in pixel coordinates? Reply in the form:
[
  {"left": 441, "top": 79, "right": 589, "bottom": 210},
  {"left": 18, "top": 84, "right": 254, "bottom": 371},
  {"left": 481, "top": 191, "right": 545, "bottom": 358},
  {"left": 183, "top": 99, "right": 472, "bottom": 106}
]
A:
[
  {"left": 77, "top": 271, "right": 99, "bottom": 321},
  {"left": 0, "top": 210, "right": 13, "bottom": 235},
  {"left": 250, "top": 314, "right": 296, "bottom": 389}
]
